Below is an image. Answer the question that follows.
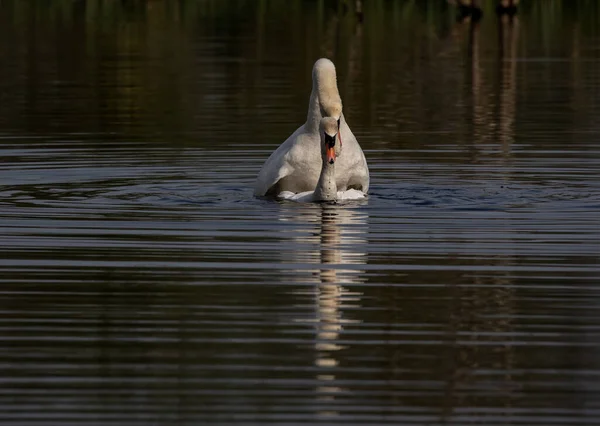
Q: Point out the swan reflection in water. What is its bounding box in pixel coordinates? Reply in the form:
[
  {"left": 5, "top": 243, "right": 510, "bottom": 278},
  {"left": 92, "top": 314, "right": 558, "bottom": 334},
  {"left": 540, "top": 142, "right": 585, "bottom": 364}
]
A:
[{"left": 279, "top": 202, "right": 368, "bottom": 419}]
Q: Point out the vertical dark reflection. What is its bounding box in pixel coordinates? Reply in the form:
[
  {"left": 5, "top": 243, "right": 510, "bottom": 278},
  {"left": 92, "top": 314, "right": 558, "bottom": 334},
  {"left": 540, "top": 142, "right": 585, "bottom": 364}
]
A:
[
  {"left": 497, "top": 12, "right": 518, "bottom": 160},
  {"left": 440, "top": 257, "right": 517, "bottom": 421}
]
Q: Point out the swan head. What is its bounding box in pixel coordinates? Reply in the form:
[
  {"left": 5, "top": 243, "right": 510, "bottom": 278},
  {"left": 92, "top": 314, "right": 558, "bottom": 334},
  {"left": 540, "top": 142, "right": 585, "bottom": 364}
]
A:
[
  {"left": 313, "top": 58, "right": 343, "bottom": 121},
  {"left": 320, "top": 117, "right": 340, "bottom": 165}
]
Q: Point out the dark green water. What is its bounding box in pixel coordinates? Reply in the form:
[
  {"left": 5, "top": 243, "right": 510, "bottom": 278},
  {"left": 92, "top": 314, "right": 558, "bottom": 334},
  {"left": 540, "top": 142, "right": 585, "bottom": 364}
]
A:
[{"left": 1, "top": 1, "right": 599, "bottom": 424}]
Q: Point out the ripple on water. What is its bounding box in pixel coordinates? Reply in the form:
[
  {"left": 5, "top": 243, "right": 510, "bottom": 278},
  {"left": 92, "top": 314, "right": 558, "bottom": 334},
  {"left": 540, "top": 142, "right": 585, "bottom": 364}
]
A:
[{"left": 1, "top": 142, "right": 599, "bottom": 425}]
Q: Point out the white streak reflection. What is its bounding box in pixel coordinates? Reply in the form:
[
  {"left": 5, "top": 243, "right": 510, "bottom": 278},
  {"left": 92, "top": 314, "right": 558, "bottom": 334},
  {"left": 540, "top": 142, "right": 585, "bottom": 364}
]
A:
[{"left": 279, "top": 203, "right": 368, "bottom": 419}]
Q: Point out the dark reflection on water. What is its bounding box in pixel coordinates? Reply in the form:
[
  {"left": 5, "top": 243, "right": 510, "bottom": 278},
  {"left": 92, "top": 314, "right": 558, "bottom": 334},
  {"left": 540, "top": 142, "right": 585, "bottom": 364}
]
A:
[{"left": 1, "top": 0, "right": 600, "bottom": 424}]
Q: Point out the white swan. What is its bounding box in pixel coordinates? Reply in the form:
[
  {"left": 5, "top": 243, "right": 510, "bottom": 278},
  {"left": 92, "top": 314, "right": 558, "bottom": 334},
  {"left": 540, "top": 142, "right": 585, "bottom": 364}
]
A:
[
  {"left": 278, "top": 118, "right": 366, "bottom": 203},
  {"left": 254, "top": 58, "right": 369, "bottom": 197}
]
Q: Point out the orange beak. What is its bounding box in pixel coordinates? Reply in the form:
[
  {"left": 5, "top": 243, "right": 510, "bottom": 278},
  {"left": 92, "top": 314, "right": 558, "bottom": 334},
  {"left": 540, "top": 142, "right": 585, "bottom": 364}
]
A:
[{"left": 326, "top": 144, "right": 336, "bottom": 164}]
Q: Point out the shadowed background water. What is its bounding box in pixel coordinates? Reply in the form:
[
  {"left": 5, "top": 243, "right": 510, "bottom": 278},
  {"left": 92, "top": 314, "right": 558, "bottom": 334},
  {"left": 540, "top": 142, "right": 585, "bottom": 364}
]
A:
[{"left": 1, "top": 0, "right": 599, "bottom": 424}]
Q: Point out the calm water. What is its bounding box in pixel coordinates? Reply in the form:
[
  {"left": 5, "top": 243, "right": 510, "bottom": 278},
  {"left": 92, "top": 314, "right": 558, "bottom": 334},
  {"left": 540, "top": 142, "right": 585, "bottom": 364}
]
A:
[{"left": 1, "top": 1, "right": 600, "bottom": 424}]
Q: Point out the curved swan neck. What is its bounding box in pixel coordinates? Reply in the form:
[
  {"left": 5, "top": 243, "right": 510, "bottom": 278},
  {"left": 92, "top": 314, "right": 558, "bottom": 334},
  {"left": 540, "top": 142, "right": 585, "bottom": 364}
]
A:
[
  {"left": 306, "top": 59, "right": 342, "bottom": 132},
  {"left": 306, "top": 89, "right": 322, "bottom": 132},
  {"left": 313, "top": 160, "right": 337, "bottom": 201}
]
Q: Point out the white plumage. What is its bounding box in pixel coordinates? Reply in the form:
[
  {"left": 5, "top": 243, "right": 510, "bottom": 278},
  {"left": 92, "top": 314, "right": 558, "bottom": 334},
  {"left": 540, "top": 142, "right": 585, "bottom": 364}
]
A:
[{"left": 254, "top": 58, "right": 369, "bottom": 200}]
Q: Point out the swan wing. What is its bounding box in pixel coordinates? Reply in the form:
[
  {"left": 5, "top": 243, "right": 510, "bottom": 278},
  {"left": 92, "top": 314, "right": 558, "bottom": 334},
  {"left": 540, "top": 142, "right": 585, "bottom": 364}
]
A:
[
  {"left": 255, "top": 125, "right": 320, "bottom": 196},
  {"left": 254, "top": 140, "right": 296, "bottom": 196},
  {"left": 347, "top": 159, "right": 370, "bottom": 193}
]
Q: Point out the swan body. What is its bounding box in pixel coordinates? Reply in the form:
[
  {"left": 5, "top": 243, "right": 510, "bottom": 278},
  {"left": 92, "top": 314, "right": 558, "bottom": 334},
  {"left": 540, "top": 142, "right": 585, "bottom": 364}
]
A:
[
  {"left": 254, "top": 58, "right": 369, "bottom": 197},
  {"left": 277, "top": 118, "right": 367, "bottom": 203}
]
